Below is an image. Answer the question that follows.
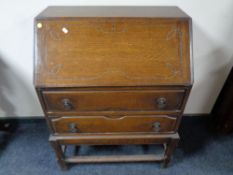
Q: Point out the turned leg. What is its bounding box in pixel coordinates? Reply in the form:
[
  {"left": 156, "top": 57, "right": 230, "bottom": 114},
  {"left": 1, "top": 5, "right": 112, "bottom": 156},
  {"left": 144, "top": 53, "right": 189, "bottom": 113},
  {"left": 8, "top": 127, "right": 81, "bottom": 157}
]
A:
[
  {"left": 50, "top": 140, "right": 68, "bottom": 170},
  {"left": 162, "top": 137, "right": 179, "bottom": 168}
]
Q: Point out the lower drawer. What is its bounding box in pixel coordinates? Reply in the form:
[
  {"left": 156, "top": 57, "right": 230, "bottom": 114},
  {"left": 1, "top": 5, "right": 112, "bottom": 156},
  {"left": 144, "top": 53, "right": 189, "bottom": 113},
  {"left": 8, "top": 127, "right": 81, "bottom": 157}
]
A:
[{"left": 51, "top": 115, "right": 177, "bottom": 134}]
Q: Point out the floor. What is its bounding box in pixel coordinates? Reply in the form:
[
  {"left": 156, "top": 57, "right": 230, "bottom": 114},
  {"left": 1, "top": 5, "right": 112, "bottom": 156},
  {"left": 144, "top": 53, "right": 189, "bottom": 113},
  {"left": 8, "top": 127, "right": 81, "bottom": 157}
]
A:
[{"left": 0, "top": 117, "right": 233, "bottom": 175}]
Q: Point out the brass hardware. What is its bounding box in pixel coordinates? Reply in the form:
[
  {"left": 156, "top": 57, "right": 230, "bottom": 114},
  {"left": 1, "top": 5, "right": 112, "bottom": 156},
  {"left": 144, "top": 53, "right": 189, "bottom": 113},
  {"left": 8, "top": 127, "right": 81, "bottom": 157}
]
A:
[
  {"left": 62, "top": 98, "right": 73, "bottom": 110},
  {"left": 157, "top": 97, "right": 167, "bottom": 109},
  {"left": 152, "top": 122, "right": 161, "bottom": 132},
  {"left": 68, "top": 123, "right": 79, "bottom": 133},
  {"left": 37, "top": 23, "right": 43, "bottom": 29}
]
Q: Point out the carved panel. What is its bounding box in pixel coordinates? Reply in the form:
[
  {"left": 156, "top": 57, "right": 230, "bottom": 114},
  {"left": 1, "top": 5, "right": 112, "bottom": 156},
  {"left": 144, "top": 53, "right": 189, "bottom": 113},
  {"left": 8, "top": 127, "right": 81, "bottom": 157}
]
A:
[{"left": 35, "top": 18, "right": 190, "bottom": 86}]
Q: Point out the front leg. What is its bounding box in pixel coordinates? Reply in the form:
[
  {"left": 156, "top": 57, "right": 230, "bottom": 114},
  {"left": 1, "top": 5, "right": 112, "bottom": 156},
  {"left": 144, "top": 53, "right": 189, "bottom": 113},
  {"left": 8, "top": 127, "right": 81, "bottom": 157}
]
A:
[{"left": 162, "top": 136, "right": 179, "bottom": 168}]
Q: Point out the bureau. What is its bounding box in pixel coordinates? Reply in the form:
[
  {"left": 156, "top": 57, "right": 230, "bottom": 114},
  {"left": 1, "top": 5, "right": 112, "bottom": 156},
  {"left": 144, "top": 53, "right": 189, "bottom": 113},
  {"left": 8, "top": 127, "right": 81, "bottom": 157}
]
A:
[{"left": 34, "top": 6, "right": 193, "bottom": 169}]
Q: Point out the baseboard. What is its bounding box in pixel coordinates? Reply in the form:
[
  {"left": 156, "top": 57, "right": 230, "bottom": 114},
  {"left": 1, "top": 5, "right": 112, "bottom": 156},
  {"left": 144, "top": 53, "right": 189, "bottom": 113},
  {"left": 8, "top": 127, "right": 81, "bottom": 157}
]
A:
[
  {"left": 0, "top": 116, "right": 45, "bottom": 124},
  {"left": 0, "top": 113, "right": 211, "bottom": 121},
  {"left": 183, "top": 113, "right": 210, "bottom": 117}
]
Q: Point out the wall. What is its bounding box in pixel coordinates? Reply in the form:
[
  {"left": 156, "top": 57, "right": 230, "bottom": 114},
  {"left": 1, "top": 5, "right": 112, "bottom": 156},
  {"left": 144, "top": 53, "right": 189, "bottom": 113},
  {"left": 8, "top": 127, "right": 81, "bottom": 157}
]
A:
[{"left": 0, "top": 0, "right": 233, "bottom": 117}]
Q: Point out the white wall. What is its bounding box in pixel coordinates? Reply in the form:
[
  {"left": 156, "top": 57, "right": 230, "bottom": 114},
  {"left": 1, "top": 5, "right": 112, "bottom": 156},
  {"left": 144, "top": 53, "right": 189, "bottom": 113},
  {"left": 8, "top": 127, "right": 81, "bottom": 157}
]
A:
[{"left": 0, "top": 0, "right": 233, "bottom": 117}]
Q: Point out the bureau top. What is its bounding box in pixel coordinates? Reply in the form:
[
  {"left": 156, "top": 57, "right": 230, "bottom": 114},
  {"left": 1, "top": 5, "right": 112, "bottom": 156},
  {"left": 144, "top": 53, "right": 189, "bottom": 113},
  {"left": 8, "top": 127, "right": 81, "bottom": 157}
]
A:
[
  {"left": 34, "top": 7, "right": 193, "bottom": 88},
  {"left": 36, "top": 6, "right": 190, "bottom": 19}
]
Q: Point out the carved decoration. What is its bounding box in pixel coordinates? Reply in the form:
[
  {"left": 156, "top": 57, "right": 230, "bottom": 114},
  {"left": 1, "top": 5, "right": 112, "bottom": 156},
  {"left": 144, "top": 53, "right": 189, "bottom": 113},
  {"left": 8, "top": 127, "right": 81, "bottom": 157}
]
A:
[{"left": 37, "top": 19, "right": 184, "bottom": 82}]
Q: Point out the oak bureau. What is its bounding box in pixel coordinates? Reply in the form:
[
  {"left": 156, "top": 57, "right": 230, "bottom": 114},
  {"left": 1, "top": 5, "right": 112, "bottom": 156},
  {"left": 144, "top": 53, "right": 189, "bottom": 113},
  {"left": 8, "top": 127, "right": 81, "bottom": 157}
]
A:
[{"left": 34, "top": 6, "right": 193, "bottom": 169}]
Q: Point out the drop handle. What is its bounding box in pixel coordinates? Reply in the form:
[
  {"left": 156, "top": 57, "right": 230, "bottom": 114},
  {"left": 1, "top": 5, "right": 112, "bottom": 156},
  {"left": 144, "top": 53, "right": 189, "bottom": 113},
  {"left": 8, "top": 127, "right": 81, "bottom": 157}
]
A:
[
  {"left": 68, "top": 123, "right": 79, "bottom": 133},
  {"left": 62, "top": 98, "right": 73, "bottom": 110},
  {"left": 157, "top": 97, "right": 167, "bottom": 109},
  {"left": 152, "top": 122, "right": 161, "bottom": 132}
]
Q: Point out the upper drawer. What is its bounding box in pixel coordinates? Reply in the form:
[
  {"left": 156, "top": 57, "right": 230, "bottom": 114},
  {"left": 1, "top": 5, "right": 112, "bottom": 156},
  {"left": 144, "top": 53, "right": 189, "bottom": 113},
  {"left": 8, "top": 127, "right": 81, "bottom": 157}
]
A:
[
  {"left": 34, "top": 18, "right": 192, "bottom": 87},
  {"left": 42, "top": 89, "right": 185, "bottom": 113}
]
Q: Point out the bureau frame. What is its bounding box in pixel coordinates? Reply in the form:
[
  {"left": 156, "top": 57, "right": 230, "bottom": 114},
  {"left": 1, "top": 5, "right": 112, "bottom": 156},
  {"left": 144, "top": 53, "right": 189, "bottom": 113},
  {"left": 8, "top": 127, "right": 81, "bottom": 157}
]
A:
[
  {"left": 34, "top": 6, "right": 193, "bottom": 170},
  {"left": 36, "top": 86, "right": 191, "bottom": 169}
]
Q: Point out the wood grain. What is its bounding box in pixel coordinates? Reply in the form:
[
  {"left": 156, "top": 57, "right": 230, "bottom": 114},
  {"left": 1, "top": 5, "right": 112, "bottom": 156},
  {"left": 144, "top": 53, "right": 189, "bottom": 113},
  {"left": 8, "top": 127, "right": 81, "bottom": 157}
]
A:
[
  {"left": 65, "top": 154, "right": 165, "bottom": 163},
  {"left": 42, "top": 89, "right": 185, "bottom": 113},
  {"left": 34, "top": 6, "right": 193, "bottom": 169},
  {"left": 36, "top": 6, "right": 190, "bottom": 19},
  {"left": 34, "top": 18, "right": 191, "bottom": 87},
  {"left": 49, "top": 133, "right": 179, "bottom": 145},
  {"left": 51, "top": 115, "right": 177, "bottom": 134}
]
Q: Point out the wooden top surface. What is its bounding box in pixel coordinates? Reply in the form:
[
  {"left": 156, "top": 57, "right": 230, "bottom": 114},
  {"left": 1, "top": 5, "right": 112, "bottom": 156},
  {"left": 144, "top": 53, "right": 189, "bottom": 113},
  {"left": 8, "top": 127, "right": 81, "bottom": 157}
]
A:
[
  {"left": 36, "top": 6, "right": 190, "bottom": 19},
  {"left": 34, "top": 7, "right": 192, "bottom": 88}
]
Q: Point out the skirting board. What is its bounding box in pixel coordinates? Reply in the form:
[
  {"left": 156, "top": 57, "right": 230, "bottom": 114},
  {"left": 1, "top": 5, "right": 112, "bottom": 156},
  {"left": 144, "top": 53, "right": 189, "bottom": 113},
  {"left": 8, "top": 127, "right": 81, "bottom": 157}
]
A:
[{"left": 0, "top": 114, "right": 211, "bottom": 125}]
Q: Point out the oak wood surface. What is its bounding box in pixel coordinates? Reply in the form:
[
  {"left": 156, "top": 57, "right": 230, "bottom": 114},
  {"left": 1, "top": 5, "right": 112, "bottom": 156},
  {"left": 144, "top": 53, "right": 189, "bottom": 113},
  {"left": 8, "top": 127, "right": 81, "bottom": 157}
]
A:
[
  {"left": 65, "top": 154, "right": 165, "bottom": 163},
  {"left": 42, "top": 89, "right": 185, "bottom": 113},
  {"left": 50, "top": 133, "right": 179, "bottom": 145},
  {"left": 34, "top": 6, "right": 193, "bottom": 169},
  {"left": 51, "top": 115, "right": 176, "bottom": 134},
  {"left": 34, "top": 18, "right": 192, "bottom": 87},
  {"left": 36, "top": 6, "right": 190, "bottom": 19}
]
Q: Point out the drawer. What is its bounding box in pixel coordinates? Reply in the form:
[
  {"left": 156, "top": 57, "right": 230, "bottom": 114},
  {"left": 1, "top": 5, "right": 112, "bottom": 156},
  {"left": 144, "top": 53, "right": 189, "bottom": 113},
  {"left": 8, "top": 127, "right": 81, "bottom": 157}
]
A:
[
  {"left": 42, "top": 89, "right": 185, "bottom": 113},
  {"left": 51, "top": 115, "right": 177, "bottom": 134}
]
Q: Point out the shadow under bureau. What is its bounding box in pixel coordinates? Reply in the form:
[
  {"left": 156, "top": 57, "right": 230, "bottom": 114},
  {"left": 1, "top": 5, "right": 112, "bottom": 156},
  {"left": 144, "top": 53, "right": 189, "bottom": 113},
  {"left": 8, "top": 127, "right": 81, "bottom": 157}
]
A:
[{"left": 34, "top": 6, "right": 193, "bottom": 169}]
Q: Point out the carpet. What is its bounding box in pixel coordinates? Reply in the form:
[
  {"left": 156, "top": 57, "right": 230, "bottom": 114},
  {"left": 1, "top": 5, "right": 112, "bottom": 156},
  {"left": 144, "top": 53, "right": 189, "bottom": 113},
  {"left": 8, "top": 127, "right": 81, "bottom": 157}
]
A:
[{"left": 0, "top": 117, "right": 232, "bottom": 175}]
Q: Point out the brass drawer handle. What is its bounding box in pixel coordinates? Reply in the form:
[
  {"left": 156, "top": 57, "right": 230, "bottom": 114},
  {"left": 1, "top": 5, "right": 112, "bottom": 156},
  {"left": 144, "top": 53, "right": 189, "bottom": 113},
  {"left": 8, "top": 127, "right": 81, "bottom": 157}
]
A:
[
  {"left": 157, "top": 97, "right": 167, "bottom": 109},
  {"left": 152, "top": 122, "right": 161, "bottom": 132},
  {"left": 68, "top": 122, "right": 79, "bottom": 133},
  {"left": 62, "top": 98, "right": 73, "bottom": 110}
]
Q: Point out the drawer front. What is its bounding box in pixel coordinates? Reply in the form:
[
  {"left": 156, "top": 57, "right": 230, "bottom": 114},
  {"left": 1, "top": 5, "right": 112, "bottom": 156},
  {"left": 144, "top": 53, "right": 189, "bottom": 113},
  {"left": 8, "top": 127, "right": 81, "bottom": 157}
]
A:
[
  {"left": 51, "top": 115, "right": 177, "bottom": 134},
  {"left": 42, "top": 89, "right": 185, "bottom": 113}
]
